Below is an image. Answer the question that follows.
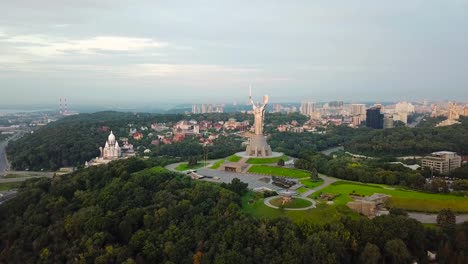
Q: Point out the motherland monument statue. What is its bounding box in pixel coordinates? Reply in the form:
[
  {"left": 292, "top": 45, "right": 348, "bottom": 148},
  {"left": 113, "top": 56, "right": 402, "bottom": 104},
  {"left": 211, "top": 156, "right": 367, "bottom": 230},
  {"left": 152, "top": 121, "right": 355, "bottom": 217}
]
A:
[{"left": 245, "top": 86, "right": 273, "bottom": 157}]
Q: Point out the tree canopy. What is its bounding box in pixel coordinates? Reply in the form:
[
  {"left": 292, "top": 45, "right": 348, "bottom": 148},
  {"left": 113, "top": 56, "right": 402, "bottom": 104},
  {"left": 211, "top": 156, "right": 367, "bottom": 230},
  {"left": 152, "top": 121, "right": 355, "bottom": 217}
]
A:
[{"left": 0, "top": 159, "right": 454, "bottom": 263}]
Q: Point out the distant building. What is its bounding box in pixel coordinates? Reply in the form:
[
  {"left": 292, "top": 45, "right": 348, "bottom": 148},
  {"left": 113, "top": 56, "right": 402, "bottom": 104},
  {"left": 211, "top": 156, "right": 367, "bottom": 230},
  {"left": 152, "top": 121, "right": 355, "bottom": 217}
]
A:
[
  {"left": 436, "top": 102, "right": 462, "bottom": 127},
  {"left": 366, "top": 107, "right": 384, "bottom": 129},
  {"left": 192, "top": 104, "right": 223, "bottom": 114},
  {"left": 395, "top": 101, "right": 415, "bottom": 114},
  {"left": 393, "top": 112, "right": 408, "bottom": 124},
  {"left": 133, "top": 132, "right": 144, "bottom": 140},
  {"left": 289, "top": 127, "right": 304, "bottom": 133},
  {"left": 86, "top": 131, "right": 125, "bottom": 167},
  {"left": 101, "top": 131, "right": 121, "bottom": 159},
  {"left": 224, "top": 118, "right": 249, "bottom": 131},
  {"left": 352, "top": 115, "right": 361, "bottom": 127},
  {"left": 300, "top": 101, "right": 316, "bottom": 117},
  {"left": 351, "top": 104, "right": 366, "bottom": 121},
  {"left": 174, "top": 120, "right": 200, "bottom": 135},
  {"left": 421, "top": 151, "right": 462, "bottom": 175},
  {"left": 383, "top": 114, "right": 394, "bottom": 129},
  {"left": 120, "top": 138, "right": 136, "bottom": 157},
  {"left": 173, "top": 134, "right": 185, "bottom": 142},
  {"left": 310, "top": 111, "right": 322, "bottom": 120},
  {"left": 151, "top": 123, "right": 169, "bottom": 132}
]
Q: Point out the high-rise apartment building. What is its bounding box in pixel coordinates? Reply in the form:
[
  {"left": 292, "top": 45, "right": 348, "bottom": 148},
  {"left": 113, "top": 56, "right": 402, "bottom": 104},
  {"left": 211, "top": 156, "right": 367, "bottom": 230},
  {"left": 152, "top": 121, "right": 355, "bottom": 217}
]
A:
[
  {"left": 395, "top": 102, "right": 415, "bottom": 114},
  {"left": 366, "top": 107, "right": 384, "bottom": 129},
  {"left": 300, "top": 101, "right": 316, "bottom": 117},
  {"left": 383, "top": 114, "right": 394, "bottom": 129},
  {"left": 351, "top": 104, "right": 366, "bottom": 122}
]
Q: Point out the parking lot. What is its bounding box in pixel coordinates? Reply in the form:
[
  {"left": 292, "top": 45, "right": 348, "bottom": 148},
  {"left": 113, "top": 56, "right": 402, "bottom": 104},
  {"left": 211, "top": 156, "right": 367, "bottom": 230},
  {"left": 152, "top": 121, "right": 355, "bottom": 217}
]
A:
[{"left": 196, "top": 168, "right": 283, "bottom": 191}]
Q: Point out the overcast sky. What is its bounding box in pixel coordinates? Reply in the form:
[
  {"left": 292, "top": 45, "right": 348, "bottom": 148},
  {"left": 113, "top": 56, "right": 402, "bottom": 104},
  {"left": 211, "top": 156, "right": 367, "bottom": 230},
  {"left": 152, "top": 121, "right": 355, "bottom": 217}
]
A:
[{"left": 1, "top": 0, "right": 467, "bottom": 105}]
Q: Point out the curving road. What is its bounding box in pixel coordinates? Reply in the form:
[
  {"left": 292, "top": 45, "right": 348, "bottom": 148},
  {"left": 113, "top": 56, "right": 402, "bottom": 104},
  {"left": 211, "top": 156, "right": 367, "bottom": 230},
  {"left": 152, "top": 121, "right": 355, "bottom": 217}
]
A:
[
  {"left": 300, "top": 174, "right": 338, "bottom": 198},
  {"left": 0, "top": 133, "right": 23, "bottom": 177},
  {"left": 0, "top": 140, "right": 11, "bottom": 177}
]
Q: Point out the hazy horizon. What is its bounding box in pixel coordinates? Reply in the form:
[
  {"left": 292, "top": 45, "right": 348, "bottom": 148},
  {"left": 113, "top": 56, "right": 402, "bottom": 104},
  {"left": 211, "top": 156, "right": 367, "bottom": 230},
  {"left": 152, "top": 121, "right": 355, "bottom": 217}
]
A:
[{"left": 1, "top": 0, "right": 468, "bottom": 105}]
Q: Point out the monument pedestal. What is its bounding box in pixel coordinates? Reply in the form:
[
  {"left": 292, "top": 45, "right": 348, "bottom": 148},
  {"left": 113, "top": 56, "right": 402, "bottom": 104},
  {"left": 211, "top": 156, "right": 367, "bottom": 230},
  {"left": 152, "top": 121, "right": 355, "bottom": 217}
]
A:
[{"left": 245, "top": 134, "right": 272, "bottom": 157}]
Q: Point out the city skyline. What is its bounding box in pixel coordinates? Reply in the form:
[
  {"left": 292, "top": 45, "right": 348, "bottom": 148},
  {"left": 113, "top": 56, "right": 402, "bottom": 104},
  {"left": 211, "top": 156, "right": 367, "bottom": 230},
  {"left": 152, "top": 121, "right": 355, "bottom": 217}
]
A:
[{"left": 1, "top": 0, "right": 468, "bottom": 105}]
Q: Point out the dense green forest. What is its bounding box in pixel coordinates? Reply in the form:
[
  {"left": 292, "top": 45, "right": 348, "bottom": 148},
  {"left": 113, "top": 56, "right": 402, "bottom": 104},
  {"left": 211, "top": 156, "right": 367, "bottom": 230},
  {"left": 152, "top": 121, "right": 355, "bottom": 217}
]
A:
[
  {"left": 1, "top": 159, "right": 465, "bottom": 263},
  {"left": 6, "top": 111, "right": 184, "bottom": 170},
  {"left": 343, "top": 117, "right": 468, "bottom": 156},
  {"left": 5, "top": 112, "right": 251, "bottom": 171}
]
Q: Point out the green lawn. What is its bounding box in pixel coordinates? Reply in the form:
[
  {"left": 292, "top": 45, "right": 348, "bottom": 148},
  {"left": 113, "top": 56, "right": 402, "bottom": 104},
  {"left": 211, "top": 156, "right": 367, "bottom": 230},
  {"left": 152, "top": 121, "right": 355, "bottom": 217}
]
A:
[
  {"left": 227, "top": 155, "right": 242, "bottom": 162},
  {"left": 248, "top": 165, "right": 310, "bottom": 178},
  {"left": 0, "top": 182, "right": 21, "bottom": 191},
  {"left": 175, "top": 163, "right": 205, "bottom": 171},
  {"left": 270, "top": 197, "right": 312, "bottom": 208},
  {"left": 246, "top": 155, "right": 290, "bottom": 164},
  {"left": 314, "top": 181, "right": 468, "bottom": 213},
  {"left": 296, "top": 187, "right": 308, "bottom": 194},
  {"left": 210, "top": 160, "right": 224, "bottom": 170},
  {"left": 300, "top": 178, "right": 324, "bottom": 189},
  {"left": 242, "top": 192, "right": 360, "bottom": 224}
]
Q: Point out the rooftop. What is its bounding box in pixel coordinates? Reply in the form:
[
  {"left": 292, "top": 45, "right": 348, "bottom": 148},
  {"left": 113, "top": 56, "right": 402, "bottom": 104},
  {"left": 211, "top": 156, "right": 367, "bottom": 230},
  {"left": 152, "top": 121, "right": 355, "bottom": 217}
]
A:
[{"left": 432, "top": 151, "right": 457, "bottom": 155}]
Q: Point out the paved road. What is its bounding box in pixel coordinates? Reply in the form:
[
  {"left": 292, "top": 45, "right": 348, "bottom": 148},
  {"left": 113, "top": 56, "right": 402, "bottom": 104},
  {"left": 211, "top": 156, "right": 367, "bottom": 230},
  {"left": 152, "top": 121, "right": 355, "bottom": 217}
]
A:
[
  {"left": 301, "top": 174, "right": 338, "bottom": 197},
  {"left": 197, "top": 168, "right": 283, "bottom": 191},
  {"left": 166, "top": 161, "right": 282, "bottom": 191},
  {"left": 408, "top": 116, "right": 424, "bottom": 128},
  {"left": 320, "top": 146, "right": 344, "bottom": 156},
  {"left": 0, "top": 175, "right": 53, "bottom": 184},
  {"left": 0, "top": 140, "right": 10, "bottom": 176},
  {"left": 0, "top": 132, "right": 24, "bottom": 177},
  {"left": 0, "top": 191, "right": 17, "bottom": 206},
  {"left": 168, "top": 161, "right": 340, "bottom": 195},
  {"left": 408, "top": 213, "right": 468, "bottom": 224},
  {"left": 165, "top": 160, "right": 219, "bottom": 172}
]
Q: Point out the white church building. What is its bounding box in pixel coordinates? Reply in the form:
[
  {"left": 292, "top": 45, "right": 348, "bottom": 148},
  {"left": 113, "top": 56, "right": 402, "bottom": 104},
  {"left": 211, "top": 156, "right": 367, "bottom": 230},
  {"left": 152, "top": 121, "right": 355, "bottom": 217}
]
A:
[
  {"left": 100, "top": 131, "right": 121, "bottom": 159},
  {"left": 86, "top": 131, "right": 126, "bottom": 167}
]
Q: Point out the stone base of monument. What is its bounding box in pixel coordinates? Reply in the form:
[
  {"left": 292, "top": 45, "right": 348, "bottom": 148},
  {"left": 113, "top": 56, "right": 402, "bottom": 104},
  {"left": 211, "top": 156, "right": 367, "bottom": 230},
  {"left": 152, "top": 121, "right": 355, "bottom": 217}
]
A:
[
  {"left": 234, "top": 151, "right": 284, "bottom": 159},
  {"left": 245, "top": 134, "right": 273, "bottom": 157}
]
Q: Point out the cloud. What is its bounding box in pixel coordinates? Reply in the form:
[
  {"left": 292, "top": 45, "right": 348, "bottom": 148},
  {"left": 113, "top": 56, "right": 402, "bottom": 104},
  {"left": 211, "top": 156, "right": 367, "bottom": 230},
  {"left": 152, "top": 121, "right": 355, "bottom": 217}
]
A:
[
  {"left": 123, "top": 64, "right": 259, "bottom": 78},
  {"left": 1, "top": 34, "right": 166, "bottom": 57}
]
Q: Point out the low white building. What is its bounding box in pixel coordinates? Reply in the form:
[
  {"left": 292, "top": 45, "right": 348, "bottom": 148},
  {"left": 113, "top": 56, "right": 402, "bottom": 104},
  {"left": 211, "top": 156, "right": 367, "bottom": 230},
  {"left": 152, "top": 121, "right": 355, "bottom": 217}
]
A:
[{"left": 421, "top": 151, "right": 462, "bottom": 175}]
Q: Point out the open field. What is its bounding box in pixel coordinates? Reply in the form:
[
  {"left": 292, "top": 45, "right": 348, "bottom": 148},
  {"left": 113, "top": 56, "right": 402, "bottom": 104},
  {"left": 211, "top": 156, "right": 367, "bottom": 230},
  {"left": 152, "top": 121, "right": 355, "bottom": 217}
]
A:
[
  {"left": 296, "top": 187, "right": 307, "bottom": 194},
  {"left": 0, "top": 182, "right": 21, "bottom": 191},
  {"left": 300, "top": 178, "right": 324, "bottom": 189},
  {"left": 246, "top": 155, "right": 289, "bottom": 164},
  {"left": 227, "top": 155, "right": 242, "bottom": 162},
  {"left": 248, "top": 165, "right": 310, "bottom": 179},
  {"left": 175, "top": 163, "right": 205, "bottom": 171},
  {"left": 270, "top": 197, "right": 312, "bottom": 208},
  {"left": 242, "top": 192, "right": 360, "bottom": 223},
  {"left": 210, "top": 160, "right": 224, "bottom": 170},
  {"left": 314, "top": 181, "right": 468, "bottom": 213}
]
